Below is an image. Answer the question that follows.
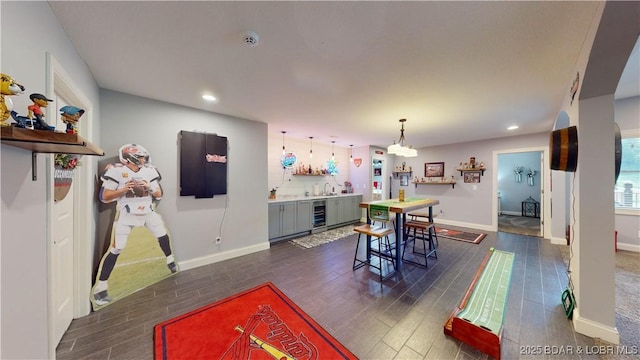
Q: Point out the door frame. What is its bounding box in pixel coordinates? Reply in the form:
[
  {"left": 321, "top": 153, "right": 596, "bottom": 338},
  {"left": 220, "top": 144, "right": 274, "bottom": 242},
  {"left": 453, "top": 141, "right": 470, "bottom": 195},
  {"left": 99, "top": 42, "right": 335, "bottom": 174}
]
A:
[
  {"left": 46, "top": 54, "right": 94, "bottom": 357},
  {"left": 492, "top": 146, "right": 550, "bottom": 239}
]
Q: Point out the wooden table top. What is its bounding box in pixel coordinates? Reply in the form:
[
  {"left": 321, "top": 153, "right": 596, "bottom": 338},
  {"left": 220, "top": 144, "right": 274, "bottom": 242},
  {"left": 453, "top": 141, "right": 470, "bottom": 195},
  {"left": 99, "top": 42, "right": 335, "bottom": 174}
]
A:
[{"left": 359, "top": 197, "right": 440, "bottom": 213}]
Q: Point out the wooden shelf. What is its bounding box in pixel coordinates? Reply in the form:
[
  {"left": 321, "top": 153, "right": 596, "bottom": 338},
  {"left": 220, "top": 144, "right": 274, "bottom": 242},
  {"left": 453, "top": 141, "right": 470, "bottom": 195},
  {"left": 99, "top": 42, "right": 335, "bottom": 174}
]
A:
[
  {"left": 393, "top": 170, "right": 413, "bottom": 178},
  {"left": 1, "top": 126, "right": 105, "bottom": 156},
  {"left": 457, "top": 168, "right": 485, "bottom": 176},
  {"left": 2, "top": 126, "right": 105, "bottom": 181},
  {"left": 413, "top": 181, "right": 456, "bottom": 189},
  {"left": 292, "top": 173, "right": 326, "bottom": 177}
]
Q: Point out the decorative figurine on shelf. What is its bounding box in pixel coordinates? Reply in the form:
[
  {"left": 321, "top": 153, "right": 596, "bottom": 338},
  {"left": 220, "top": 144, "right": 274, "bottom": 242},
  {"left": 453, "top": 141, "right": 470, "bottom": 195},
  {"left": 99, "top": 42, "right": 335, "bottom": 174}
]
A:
[
  {"left": 59, "top": 105, "right": 85, "bottom": 134},
  {"left": 469, "top": 157, "right": 476, "bottom": 168},
  {"left": 1, "top": 73, "right": 25, "bottom": 126},
  {"left": 27, "top": 93, "right": 54, "bottom": 130}
]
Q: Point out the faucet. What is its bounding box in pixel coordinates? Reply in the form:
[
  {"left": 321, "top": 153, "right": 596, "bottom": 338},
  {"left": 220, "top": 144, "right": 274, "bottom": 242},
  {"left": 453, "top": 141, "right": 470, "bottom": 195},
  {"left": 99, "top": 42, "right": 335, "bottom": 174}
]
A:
[{"left": 324, "top": 182, "right": 331, "bottom": 195}]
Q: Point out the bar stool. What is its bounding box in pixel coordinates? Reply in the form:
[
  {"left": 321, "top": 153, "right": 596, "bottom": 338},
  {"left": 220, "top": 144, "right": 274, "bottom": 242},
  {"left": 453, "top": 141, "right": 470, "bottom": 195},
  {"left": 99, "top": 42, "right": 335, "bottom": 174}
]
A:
[
  {"left": 408, "top": 211, "right": 439, "bottom": 247},
  {"left": 352, "top": 206, "right": 396, "bottom": 281},
  {"left": 402, "top": 220, "right": 438, "bottom": 268}
]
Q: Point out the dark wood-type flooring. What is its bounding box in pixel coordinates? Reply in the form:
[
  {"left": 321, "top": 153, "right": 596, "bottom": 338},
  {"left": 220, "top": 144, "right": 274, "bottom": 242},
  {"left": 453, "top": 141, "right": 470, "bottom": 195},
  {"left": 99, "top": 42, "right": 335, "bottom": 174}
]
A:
[{"left": 57, "top": 228, "right": 602, "bottom": 359}]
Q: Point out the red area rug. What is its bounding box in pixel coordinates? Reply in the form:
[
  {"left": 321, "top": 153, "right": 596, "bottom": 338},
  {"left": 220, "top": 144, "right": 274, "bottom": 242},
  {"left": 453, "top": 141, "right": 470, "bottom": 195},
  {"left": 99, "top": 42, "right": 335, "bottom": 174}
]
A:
[
  {"left": 435, "top": 227, "right": 486, "bottom": 244},
  {"left": 154, "top": 282, "right": 357, "bottom": 360}
]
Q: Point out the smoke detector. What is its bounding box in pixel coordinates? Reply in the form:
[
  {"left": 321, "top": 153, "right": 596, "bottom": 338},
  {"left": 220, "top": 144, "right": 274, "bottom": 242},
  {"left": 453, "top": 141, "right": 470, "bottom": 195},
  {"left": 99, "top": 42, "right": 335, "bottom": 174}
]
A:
[{"left": 243, "top": 31, "right": 259, "bottom": 47}]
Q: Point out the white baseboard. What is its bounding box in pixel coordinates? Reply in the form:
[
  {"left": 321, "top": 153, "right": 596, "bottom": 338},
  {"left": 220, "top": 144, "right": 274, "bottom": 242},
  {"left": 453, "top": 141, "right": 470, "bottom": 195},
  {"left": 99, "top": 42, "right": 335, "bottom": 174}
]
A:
[
  {"left": 617, "top": 242, "right": 640, "bottom": 252},
  {"left": 500, "top": 210, "right": 522, "bottom": 216},
  {"left": 434, "top": 219, "right": 493, "bottom": 232},
  {"left": 178, "top": 242, "right": 271, "bottom": 271},
  {"left": 573, "top": 308, "right": 620, "bottom": 345},
  {"left": 550, "top": 236, "right": 568, "bottom": 245}
]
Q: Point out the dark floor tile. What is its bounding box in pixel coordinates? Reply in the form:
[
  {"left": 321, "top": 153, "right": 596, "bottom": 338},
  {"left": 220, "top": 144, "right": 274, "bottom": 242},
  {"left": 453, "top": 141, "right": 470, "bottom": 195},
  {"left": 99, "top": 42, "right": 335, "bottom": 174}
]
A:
[{"left": 55, "top": 230, "right": 624, "bottom": 360}]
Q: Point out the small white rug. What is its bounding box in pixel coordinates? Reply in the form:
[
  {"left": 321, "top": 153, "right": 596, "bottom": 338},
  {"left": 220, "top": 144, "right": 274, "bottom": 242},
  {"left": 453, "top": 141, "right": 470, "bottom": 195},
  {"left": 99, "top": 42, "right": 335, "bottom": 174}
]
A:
[{"left": 290, "top": 225, "right": 357, "bottom": 249}]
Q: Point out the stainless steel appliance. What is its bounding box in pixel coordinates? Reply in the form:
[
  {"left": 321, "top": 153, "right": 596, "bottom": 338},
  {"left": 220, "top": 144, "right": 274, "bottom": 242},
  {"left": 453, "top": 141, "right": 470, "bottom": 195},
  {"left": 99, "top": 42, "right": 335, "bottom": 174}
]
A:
[{"left": 312, "top": 200, "right": 326, "bottom": 232}]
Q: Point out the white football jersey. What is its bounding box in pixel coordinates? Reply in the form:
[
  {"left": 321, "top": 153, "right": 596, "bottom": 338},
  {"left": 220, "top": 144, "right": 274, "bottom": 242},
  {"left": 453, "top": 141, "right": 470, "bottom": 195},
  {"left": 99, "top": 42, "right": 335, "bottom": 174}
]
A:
[{"left": 101, "top": 163, "right": 161, "bottom": 215}]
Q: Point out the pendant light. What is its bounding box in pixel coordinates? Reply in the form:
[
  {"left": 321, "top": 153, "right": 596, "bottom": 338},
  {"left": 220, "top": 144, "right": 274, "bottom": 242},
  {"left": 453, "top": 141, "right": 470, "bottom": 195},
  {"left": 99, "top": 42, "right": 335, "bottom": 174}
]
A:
[
  {"left": 387, "top": 119, "right": 417, "bottom": 157},
  {"left": 349, "top": 144, "right": 354, "bottom": 162},
  {"left": 331, "top": 141, "right": 335, "bottom": 161},
  {"left": 281, "top": 131, "right": 286, "bottom": 155},
  {"left": 309, "top": 136, "right": 313, "bottom": 158}
]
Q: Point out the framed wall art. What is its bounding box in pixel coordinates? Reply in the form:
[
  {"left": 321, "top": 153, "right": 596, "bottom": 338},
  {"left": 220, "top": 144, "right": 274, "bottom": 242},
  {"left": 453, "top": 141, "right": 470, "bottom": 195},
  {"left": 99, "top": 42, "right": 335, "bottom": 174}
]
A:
[
  {"left": 464, "top": 171, "right": 481, "bottom": 183},
  {"left": 425, "top": 162, "right": 445, "bottom": 178}
]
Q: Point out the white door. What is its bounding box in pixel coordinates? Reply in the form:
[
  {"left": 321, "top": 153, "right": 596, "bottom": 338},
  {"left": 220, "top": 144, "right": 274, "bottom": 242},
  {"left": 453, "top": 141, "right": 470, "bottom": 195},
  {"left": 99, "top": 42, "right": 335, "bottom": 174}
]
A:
[
  {"left": 51, "top": 173, "right": 75, "bottom": 345},
  {"left": 50, "top": 96, "right": 75, "bottom": 345},
  {"left": 47, "top": 55, "right": 95, "bottom": 357}
]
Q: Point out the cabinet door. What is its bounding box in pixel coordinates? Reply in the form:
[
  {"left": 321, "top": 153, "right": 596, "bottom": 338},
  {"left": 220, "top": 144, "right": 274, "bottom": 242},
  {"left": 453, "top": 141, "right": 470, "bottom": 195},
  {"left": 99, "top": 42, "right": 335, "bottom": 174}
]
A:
[
  {"left": 336, "top": 197, "right": 347, "bottom": 223},
  {"left": 326, "top": 198, "right": 339, "bottom": 226},
  {"left": 281, "top": 202, "right": 297, "bottom": 236},
  {"left": 296, "top": 201, "right": 312, "bottom": 232},
  {"left": 349, "top": 196, "right": 362, "bottom": 222},
  {"left": 268, "top": 203, "right": 282, "bottom": 239}
]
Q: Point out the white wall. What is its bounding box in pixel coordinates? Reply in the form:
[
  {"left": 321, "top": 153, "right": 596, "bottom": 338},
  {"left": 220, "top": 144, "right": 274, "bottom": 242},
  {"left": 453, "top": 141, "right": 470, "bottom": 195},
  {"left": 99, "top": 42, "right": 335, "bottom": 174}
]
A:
[
  {"left": 1, "top": 2, "right": 101, "bottom": 358},
  {"left": 266, "top": 134, "right": 350, "bottom": 197},
  {"left": 100, "top": 90, "right": 269, "bottom": 265},
  {"left": 497, "top": 152, "right": 541, "bottom": 215}
]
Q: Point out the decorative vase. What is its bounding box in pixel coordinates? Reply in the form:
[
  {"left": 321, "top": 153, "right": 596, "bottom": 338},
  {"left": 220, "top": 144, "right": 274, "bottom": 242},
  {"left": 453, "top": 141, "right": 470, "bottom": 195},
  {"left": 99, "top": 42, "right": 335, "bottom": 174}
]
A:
[
  {"left": 54, "top": 166, "right": 75, "bottom": 201},
  {"left": 528, "top": 176, "right": 534, "bottom": 186},
  {"left": 515, "top": 173, "right": 522, "bottom": 183}
]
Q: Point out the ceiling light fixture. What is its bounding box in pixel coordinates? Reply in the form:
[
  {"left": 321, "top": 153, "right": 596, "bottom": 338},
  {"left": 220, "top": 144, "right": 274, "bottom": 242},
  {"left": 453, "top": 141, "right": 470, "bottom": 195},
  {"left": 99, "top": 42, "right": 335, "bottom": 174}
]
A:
[
  {"left": 309, "top": 137, "right": 313, "bottom": 158},
  {"left": 349, "top": 144, "right": 354, "bottom": 162},
  {"left": 281, "top": 131, "right": 286, "bottom": 155},
  {"left": 388, "top": 119, "right": 417, "bottom": 157},
  {"left": 508, "top": 125, "right": 519, "bottom": 130},
  {"left": 202, "top": 94, "right": 217, "bottom": 102}
]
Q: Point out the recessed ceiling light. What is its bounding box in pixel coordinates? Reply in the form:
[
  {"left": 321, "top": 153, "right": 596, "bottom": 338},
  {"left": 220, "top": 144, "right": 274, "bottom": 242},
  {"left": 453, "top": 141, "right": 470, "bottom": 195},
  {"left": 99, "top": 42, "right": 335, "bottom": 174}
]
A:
[
  {"left": 507, "top": 125, "right": 519, "bottom": 130},
  {"left": 202, "top": 94, "right": 217, "bottom": 102}
]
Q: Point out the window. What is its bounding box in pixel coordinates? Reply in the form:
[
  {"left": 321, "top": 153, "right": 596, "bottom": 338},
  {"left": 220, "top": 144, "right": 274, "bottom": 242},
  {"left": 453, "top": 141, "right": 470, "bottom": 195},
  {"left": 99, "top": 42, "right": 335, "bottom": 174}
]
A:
[{"left": 615, "top": 130, "right": 640, "bottom": 211}]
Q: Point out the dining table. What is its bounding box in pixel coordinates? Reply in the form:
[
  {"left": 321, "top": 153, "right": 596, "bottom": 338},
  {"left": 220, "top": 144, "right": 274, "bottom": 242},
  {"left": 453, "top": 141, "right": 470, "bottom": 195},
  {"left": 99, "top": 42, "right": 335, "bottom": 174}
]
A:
[{"left": 359, "top": 197, "right": 440, "bottom": 271}]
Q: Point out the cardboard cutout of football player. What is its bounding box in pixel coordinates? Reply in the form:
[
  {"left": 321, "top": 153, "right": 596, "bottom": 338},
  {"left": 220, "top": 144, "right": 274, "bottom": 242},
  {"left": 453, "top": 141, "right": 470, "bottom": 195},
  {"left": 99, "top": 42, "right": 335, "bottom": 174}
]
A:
[{"left": 92, "top": 144, "right": 177, "bottom": 309}]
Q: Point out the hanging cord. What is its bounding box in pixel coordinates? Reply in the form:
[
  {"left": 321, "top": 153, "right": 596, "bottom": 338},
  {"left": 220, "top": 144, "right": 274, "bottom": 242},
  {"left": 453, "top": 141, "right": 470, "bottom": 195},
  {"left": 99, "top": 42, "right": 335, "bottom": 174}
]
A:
[{"left": 566, "top": 172, "right": 577, "bottom": 293}]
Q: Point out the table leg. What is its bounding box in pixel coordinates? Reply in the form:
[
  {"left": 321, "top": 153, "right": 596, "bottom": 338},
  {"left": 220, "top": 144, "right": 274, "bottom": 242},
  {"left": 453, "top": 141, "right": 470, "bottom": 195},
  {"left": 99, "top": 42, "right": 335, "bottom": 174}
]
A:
[
  {"left": 428, "top": 206, "right": 435, "bottom": 251},
  {"left": 395, "top": 212, "right": 403, "bottom": 271},
  {"left": 366, "top": 208, "right": 371, "bottom": 261}
]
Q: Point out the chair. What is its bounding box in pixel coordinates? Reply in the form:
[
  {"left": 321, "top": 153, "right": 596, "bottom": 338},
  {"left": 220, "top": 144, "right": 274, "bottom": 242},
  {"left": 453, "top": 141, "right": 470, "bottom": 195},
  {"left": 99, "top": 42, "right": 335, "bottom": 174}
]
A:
[
  {"left": 402, "top": 219, "right": 438, "bottom": 268},
  {"left": 408, "top": 210, "right": 439, "bottom": 247},
  {"left": 352, "top": 205, "right": 396, "bottom": 281}
]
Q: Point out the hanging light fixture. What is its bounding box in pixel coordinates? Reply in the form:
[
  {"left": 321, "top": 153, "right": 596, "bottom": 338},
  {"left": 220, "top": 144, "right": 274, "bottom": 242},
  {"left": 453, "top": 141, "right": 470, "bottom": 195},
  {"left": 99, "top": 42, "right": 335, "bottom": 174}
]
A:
[
  {"left": 281, "top": 131, "right": 286, "bottom": 155},
  {"left": 309, "top": 136, "right": 313, "bottom": 158},
  {"left": 388, "top": 119, "right": 417, "bottom": 157},
  {"left": 331, "top": 140, "right": 335, "bottom": 160},
  {"left": 349, "top": 144, "right": 354, "bottom": 162}
]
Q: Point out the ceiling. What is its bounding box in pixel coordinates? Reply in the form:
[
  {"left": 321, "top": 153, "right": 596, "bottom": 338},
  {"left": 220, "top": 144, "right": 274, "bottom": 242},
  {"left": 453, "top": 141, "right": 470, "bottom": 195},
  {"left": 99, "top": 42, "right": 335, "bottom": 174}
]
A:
[{"left": 49, "top": 1, "right": 638, "bottom": 150}]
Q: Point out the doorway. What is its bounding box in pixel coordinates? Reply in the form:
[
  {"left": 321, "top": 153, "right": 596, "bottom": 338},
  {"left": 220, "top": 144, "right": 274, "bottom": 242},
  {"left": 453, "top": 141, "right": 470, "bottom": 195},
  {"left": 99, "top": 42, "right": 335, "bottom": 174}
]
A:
[
  {"left": 47, "top": 54, "right": 94, "bottom": 356},
  {"left": 494, "top": 148, "right": 547, "bottom": 237}
]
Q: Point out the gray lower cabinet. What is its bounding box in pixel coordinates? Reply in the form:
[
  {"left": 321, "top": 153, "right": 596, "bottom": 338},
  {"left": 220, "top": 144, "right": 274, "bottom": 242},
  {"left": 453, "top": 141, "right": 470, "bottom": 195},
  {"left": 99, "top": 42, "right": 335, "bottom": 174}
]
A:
[
  {"left": 327, "top": 195, "right": 362, "bottom": 226},
  {"left": 269, "top": 195, "right": 362, "bottom": 241},
  {"left": 268, "top": 202, "right": 297, "bottom": 239},
  {"left": 296, "top": 200, "right": 312, "bottom": 232},
  {"left": 349, "top": 195, "right": 363, "bottom": 222}
]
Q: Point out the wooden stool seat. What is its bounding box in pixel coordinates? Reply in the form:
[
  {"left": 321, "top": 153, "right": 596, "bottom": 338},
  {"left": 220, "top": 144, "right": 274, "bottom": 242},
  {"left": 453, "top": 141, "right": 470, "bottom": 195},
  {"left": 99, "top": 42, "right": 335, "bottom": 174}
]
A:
[
  {"left": 353, "top": 224, "right": 396, "bottom": 281},
  {"left": 353, "top": 224, "right": 394, "bottom": 238},
  {"left": 402, "top": 220, "right": 438, "bottom": 268},
  {"left": 408, "top": 211, "right": 437, "bottom": 220}
]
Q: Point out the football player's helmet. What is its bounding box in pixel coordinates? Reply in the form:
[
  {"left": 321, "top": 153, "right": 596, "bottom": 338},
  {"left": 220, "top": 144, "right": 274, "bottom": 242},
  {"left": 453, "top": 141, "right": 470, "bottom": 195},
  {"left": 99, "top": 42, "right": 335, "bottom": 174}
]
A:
[{"left": 119, "top": 144, "right": 150, "bottom": 166}]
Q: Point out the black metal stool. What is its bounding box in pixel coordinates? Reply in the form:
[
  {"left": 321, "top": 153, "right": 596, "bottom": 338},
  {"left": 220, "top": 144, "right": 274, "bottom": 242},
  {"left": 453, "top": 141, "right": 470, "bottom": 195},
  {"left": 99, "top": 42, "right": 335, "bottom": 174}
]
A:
[
  {"left": 408, "top": 211, "right": 439, "bottom": 247},
  {"left": 402, "top": 220, "right": 438, "bottom": 268},
  {"left": 352, "top": 224, "right": 396, "bottom": 281}
]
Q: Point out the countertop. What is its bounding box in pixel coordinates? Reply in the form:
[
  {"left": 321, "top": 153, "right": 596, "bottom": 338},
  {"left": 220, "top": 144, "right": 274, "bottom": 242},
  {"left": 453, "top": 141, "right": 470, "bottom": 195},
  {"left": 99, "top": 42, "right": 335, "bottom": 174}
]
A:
[{"left": 268, "top": 193, "right": 363, "bottom": 203}]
